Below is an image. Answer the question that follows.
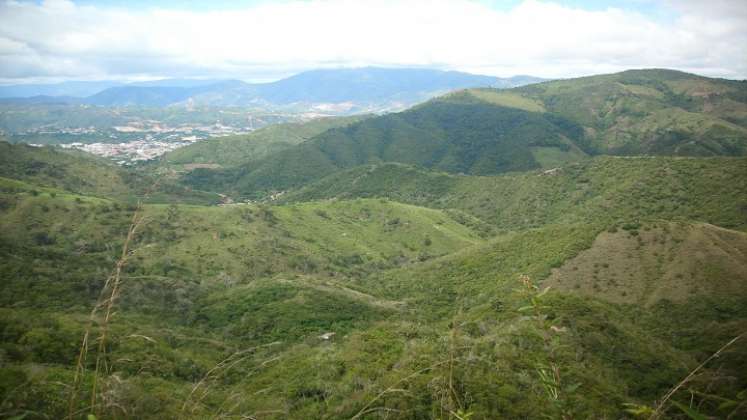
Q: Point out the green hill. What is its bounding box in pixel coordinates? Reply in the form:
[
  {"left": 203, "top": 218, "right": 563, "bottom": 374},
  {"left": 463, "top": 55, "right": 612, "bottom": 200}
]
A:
[
  {"left": 284, "top": 156, "right": 747, "bottom": 231},
  {"left": 183, "top": 97, "right": 588, "bottom": 197},
  {"left": 0, "top": 141, "right": 219, "bottom": 204},
  {"left": 157, "top": 115, "right": 368, "bottom": 170},
  {"left": 546, "top": 221, "right": 747, "bottom": 306},
  {"left": 181, "top": 69, "right": 746, "bottom": 199},
  {"left": 2, "top": 183, "right": 745, "bottom": 418},
  {"left": 509, "top": 69, "right": 747, "bottom": 155}
]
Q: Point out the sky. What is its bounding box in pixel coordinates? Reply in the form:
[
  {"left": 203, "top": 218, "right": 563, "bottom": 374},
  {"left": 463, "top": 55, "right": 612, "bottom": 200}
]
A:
[{"left": 0, "top": 0, "right": 745, "bottom": 84}]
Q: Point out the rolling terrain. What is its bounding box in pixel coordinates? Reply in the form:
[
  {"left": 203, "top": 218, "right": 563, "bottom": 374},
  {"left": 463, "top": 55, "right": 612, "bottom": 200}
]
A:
[
  {"left": 0, "top": 69, "right": 746, "bottom": 419},
  {"left": 180, "top": 69, "right": 747, "bottom": 200},
  {"left": 0, "top": 142, "right": 220, "bottom": 204},
  {"left": 157, "top": 115, "right": 369, "bottom": 171}
]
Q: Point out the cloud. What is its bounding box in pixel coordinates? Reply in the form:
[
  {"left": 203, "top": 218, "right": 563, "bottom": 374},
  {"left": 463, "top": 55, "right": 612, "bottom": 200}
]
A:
[{"left": 0, "top": 0, "right": 745, "bottom": 82}]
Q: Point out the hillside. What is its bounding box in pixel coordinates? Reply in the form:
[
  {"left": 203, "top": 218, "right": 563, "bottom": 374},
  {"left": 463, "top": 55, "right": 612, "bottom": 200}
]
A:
[
  {"left": 1, "top": 68, "right": 747, "bottom": 420},
  {"left": 181, "top": 70, "right": 746, "bottom": 199},
  {"left": 1, "top": 176, "right": 745, "bottom": 418},
  {"left": 0, "top": 142, "right": 219, "bottom": 204},
  {"left": 546, "top": 221, "right": 747, "bottom": 306},
  {"left": 283, "top": 157, "right": 747, "bottom": 231},
  {"left": 183, "top": 96, "right": 588, "bottom": 197},
  {"left": 157, "top": 115, "right": 369, "bottom": 170},
  {"left": 503, "top": 69, "right": 747, "bottom": 155}
]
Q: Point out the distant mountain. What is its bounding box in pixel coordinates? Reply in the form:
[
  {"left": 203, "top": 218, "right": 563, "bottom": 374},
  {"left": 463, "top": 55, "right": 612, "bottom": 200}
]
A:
[
  {"left": 79, "top": 68, "right": 545, "bottom": 110},
  {"left": 0, "top": 78, "right": 238, "bottom": 99},
  {"left": 0, "top": 95, "right": 83, "bottom": 105},
  {"left": 128, "top": 78, "right": 235, "bottom": 88},
  {"left": 245, "top": 67, "right": 529, "bottom": 104},
  {"left": 84, "top": 80, "right": 247, "bottom": 107},
  {"left": 0, "top": 81, "right": 123, "bottom": 98}
]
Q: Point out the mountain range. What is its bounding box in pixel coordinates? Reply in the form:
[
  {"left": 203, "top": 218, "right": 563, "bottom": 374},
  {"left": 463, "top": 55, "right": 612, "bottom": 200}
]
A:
[{"left": 0, "top": 68, "right": 545, "bottom": 112}]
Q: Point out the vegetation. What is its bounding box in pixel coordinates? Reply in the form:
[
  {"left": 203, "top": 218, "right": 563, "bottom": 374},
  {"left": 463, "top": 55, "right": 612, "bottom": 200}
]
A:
[
  {"left": 181, "top": 69, "right": 746, "bottom": 199},
  {"left": 157, "top": 115, "right": 368, "bottom": 170},
  {"left": 1, "top": 69, "right": 745, "bottom": 419},
  {"left": 284, "top": 156, "right": 747, "bottom": 231},
  {"left": 0, "top": 141, "right": 220, "bottom": 204}
]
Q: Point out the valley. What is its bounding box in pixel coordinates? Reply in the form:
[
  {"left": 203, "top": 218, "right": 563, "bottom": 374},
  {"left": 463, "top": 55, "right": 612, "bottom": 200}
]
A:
[{"left": 0, "top": 68, "right": 746, "bottom": 419}]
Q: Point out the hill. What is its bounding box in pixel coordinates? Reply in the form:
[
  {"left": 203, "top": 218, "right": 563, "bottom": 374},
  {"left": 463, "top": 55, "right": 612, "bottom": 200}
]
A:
[
  {"left": 283, "top": 157, "right": 747, "bottom": 231},
  {"left": 1, "top": 181, "right": 744, "bottom": 418},
  {"left": 0, "top": 142, "right": 219, "bottom": 204},
  {"left": 183, "top": 96, "right": 588, "bottom": 197},
  {"left": 546, "top": 221, "right": 747, "bottom": 305},
  {"left": 157, "top": 115, "right": 369, "bottom": 171},
  {"left": 504, "top": 68, "right": 747, "bottom": 155},
  {"left": 1, "top": 68, "right": 747, "bottom": 419},
  {"left": 181, "top": 69, "right": 747, "bottom": 199}
]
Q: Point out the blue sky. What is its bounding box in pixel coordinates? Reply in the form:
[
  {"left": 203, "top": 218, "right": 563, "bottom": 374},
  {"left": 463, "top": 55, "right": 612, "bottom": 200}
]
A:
[{"left": 1, "top": 0, "right": 745, "bottom": 82}]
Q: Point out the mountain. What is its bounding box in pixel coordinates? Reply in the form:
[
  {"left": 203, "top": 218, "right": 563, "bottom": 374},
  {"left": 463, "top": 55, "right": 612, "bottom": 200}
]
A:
[
  {"left": 181, "top": 69, "right": 746, "bottom": 199},
  {"left": 245, "top": 67, "right": 526, "bottom": 104},
  {"left": 0, "top": 95, "right": 84, "bottom": 105},
  {"left": 83, "top": 68, "right": 544, "bottom": 109},
  {"left": 0, "top": 80, "right": 123, "bottom": 98},
  {"left": 0, "top": 78, "right": 238, "bottom": 99},
  {"left": 85, "top": 80, "right": 247, "bottom": 107}
]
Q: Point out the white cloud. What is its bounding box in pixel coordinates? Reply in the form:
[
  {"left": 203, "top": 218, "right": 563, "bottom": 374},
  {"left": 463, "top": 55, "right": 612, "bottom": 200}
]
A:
[{"left": 0, "top": 0, "right": 745, "bottom": 82}]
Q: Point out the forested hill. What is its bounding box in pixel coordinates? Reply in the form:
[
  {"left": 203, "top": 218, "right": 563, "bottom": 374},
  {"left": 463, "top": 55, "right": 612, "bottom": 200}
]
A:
[{"left": 181, "top": 69, "right": 747, "bottom": 199}]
